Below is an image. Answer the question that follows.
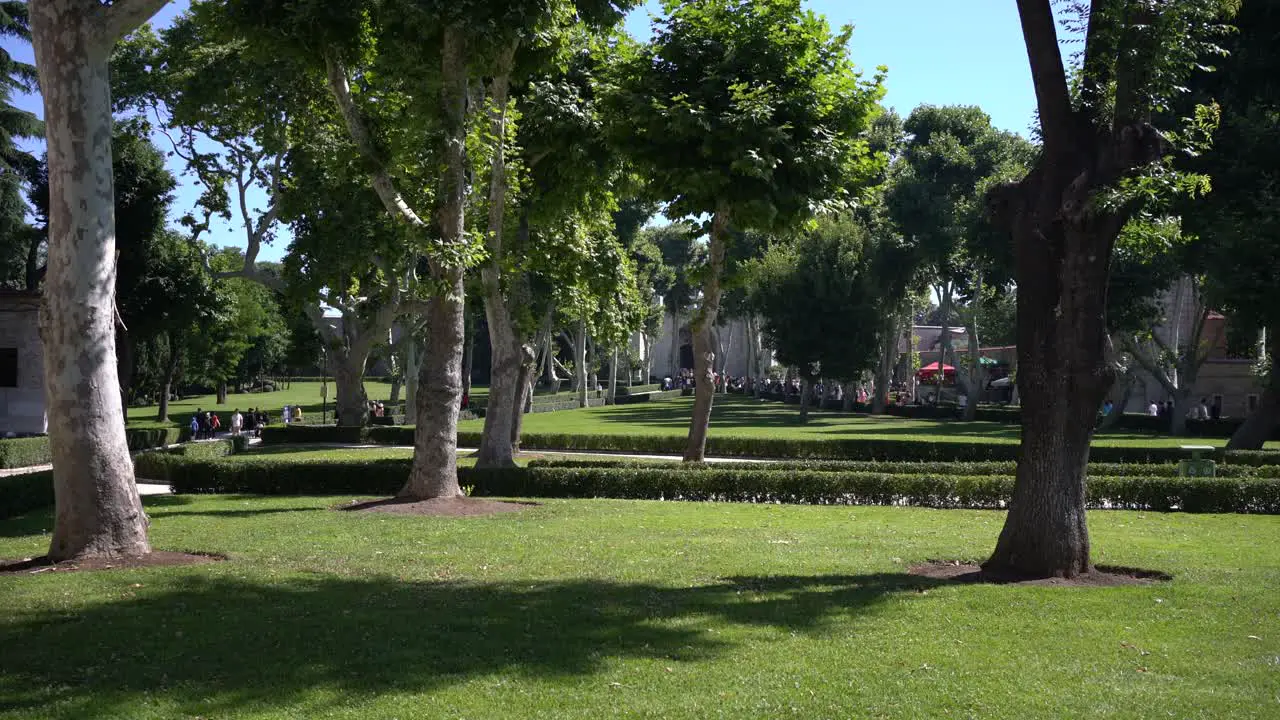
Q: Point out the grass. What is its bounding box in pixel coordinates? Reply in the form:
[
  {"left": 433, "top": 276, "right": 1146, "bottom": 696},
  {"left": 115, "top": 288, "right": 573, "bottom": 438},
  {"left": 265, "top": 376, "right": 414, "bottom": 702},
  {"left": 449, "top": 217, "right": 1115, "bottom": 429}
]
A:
[
  {"left": 460, "top": 394, "right": 1280, "bottom": 449},
  {"left": 1, "top": 496, "right": 1277, "bottom": 719}
]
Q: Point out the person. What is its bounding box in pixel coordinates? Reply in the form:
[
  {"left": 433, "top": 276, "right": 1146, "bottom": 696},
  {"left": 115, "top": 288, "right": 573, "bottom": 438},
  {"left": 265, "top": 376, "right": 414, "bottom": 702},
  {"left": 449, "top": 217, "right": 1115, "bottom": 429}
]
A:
[
  {"left": 1147, "top": 401, "right": 1159, "bottom": 417},
  {"left": 376, "top": 401, "right": 385, "bottom": 417},
  {"left": 196, "top": 409, "right": 210, "bottom": 440},
  {"left": 210, "top": 412, "right": 221, "bottom": 435},
  {"left": 244, "top": 407, "right": 257, "bottom": 435},
  {"left": 1102, "top": 399, "right": 1114, "bottom": 416},
  {"left": 189, "top": 413, "right": 200, "bottom": 439},
  {"left": 231, "top": 409, "right": 243, "bottom": 436},
  {"left": 1197, "top": 397, "right": 1210, "bottom": 421},
  {"left": 256, "top": 410, "right": 268, "bottom": 437},
  {"left": 461, "top": 391, "right": 469, "bottom": 410},
  {"left": 282, "top": 404, "right": 292, "bottom": 424},
  {"left": 293, "top": 405, "right": 304, "bottom": 424}
]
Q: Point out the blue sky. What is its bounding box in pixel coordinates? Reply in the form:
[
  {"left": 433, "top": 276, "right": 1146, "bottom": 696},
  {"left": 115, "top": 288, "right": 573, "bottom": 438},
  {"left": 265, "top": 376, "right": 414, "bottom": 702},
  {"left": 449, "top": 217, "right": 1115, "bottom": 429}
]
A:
[{"left": 5, "top": 0, "right": 1043, "bottom": 264}]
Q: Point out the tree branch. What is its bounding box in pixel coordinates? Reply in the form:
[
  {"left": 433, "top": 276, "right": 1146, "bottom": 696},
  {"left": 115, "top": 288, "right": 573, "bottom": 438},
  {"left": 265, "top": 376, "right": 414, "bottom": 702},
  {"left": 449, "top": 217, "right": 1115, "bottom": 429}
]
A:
[
  {"left": 96, "top": 0, "right": 171, "bottom": 46},
  {"left": 323, "top": 52, "right": 427, "bottom": 228},
  {"left": 1016, "top": 0, "right": 1074, "bottom": 151},
  {"left": 1122, "top": 334, "right": 1177, "bottom": 396}
]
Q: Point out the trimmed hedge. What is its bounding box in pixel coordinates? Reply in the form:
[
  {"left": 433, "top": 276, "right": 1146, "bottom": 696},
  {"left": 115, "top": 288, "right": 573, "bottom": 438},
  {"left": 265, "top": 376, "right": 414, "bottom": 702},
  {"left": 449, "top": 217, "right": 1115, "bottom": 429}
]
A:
[
  {"left": 614, "top": 389, "right": 684, "bottom": 405},
  {"left": 616, "top": 384, "right": 661, "bottom": 396},
  {"left": 125, "top": 425, "right": 188, "bottom": 450},
  {"left": 0, "top": 437, "right": 52, "bottom": 469},
  {"left": 527, "top": 458, "right": 1280, "bottom": 478},
  {"left": 0, "top": 470, "right": 54, "bottom": 519},
  {"left": 148, "top": 455, "right": 1280, "bottom": 513}
]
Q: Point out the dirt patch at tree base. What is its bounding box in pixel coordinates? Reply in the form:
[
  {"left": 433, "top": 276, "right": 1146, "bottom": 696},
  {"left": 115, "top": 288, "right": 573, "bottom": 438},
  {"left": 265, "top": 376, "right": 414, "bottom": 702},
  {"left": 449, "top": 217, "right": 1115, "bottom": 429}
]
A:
[
  {"left": 909, "top": 560, "right": 1171, "bottom": 587},
  {"left": 0, "top": 551, "right": 224, "bottom": 576},
  {"left": 341, "top": 496, "right": 538, "bottom": 517}
]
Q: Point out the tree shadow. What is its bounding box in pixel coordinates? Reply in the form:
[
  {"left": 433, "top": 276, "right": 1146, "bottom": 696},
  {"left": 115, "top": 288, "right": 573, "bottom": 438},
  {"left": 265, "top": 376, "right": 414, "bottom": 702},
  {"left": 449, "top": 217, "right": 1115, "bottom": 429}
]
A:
[{"left": 0, "top": 571, "right": 942, "bottom": 718}]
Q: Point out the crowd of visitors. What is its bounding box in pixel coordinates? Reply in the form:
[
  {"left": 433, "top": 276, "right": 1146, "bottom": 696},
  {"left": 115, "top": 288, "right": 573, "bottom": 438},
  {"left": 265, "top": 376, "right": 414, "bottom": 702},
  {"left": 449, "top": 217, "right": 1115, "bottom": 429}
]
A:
[{"left": 191, "top": 408, "right": 269, "bottom": 440}]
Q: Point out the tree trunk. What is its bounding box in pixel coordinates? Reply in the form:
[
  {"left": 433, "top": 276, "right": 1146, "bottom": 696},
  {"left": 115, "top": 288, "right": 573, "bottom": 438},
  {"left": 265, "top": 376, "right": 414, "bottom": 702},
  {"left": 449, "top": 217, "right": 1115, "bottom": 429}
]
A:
[
  {"left": 389, "top": 376, "right": 402, "bottom": 405},
  {"left": 1228, "top": 336, "right": 1280, "bottom": 449},
  {"left": 331, "top": 347, "right": 370, "bottom": 426},
  {"left": 462, "top": 307, "right": 475, "bottom": 402},
  {"left": 668, "top": 308, "right": 680, "bottom": 376},
  {"left": 404, "top": 336, "right": 419, "bottom": 421},
  {"left": 873, "top": 315, "right": 897, "bottom": 414},
  {"left": 936, "top": 284, "right": 954, "bottom": 403},
  {"left": 401, "top": 26, "right": 467, "bottom": 499},
  {"left": 799, "top": 377, "right": 812, "bottom": 422},
  {"left": 588, "top": 336, "right": 598, "bottom": 396},
  {"left": 684, "top": 206, "right": 730, "bottom": 461},
  {"left": 216, "top": 380, "right": 228, "bottom": 406},
  {"left": 33, "top": 0, "right": 164, "bottom": 562},
  {"left": 1099, "top": 373, "right": 1135, "bottom": 431},
  {"left": 117, "top": 326, "right": 132, "bottom": 427},
  {"left": 842, "top": 381, "right": 856, "bottom": 412},
  {"left": 158, "top": 331, "right": 180, "bottom": 423},
  {"left": 608, "top": 347, "right": 619, "bottom": 404},
  {"left": 542, "top": 323, "right": 557, "bottom": 388},
  {"left": 510, "top": 344, "right": 536, "bottom": 452},
  {"left": 575, "top": 318, "right": 588, "bottom": 408},
  {"left": 963, "top": 274, "right": 984, "bottom": 420}
]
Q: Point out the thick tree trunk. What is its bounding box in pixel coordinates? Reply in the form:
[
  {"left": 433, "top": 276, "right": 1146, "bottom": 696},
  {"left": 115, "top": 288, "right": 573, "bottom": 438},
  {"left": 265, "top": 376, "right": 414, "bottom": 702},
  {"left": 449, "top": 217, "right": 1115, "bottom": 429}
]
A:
[
  {"left": 1228, "top": 338, "right": 1280, "bottom": 449},
  {"left": 33, "top": 0, "right": 165, "bottom": 562},
  {"left": 668, "top": 308, "right": 679, "bottom": 376},
  {"left": 157, "top": 331, "right": 180, "bottom": 423},
  {"left": 401, "top": 272, "right": 466, "bottom": 498},
  {"left": 389, "top": 376, "right": 402, "bottom": 405},
  {"left": 873, "top": 315, "right": 897, "bottom": 415},
  {"left": 842, "top": 381, "right": 856, "bottom": 412},
  {"left": 799, "top": 377, "right": 812, "bottom": 422},
  {"left": 937, "top": 284, "right": 954, "bottom": 404},
  {"left": 510, "top": 344, "right": 536, "bottom": 452},
  {"left": 216, "top": 381, "right": 228, "bottom": 406},
  {"left": 608, "top": 347, "right": 619, "bottom": 404},
  {"left": 401, "top": 26, "right": 468, "bottom": 499},
  {"left": 588, "top": 337, "right": 598, "bottom": 396},
  {"left": 575, "top": 318, "right": 588, "bottom": 408},
  {"left": 332, "top": 348, "right": 370, "bottom": 426},
  {"left": 964, "top": 275, "right": 984, "bottom": 421},
  {"left": 684, "top": 206, "right": 729, "bottom": 461}
]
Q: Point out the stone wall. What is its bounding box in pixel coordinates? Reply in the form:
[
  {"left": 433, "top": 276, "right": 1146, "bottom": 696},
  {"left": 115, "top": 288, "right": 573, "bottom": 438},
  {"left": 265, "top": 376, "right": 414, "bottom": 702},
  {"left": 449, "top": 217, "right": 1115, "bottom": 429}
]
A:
[{"left": 0, "top": 293, "right": 45, "bottom": 435}]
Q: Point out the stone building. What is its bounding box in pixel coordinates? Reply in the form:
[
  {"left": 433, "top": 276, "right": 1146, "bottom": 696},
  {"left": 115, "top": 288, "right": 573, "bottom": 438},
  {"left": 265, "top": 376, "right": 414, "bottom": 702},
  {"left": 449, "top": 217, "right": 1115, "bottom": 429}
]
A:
[
  {"left": 0, "top": 291, "right": 46, "bottom": 435},
  {"left": 645, "top": 311, "right": 764, "bottom": 381}
]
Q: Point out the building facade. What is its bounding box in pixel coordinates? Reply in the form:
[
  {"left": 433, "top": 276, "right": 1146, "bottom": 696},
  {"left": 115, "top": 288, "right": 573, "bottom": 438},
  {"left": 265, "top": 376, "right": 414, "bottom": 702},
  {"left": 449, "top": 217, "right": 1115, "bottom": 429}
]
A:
[{"left": 0, "top": 292, "right": 46, "bottom": 435}]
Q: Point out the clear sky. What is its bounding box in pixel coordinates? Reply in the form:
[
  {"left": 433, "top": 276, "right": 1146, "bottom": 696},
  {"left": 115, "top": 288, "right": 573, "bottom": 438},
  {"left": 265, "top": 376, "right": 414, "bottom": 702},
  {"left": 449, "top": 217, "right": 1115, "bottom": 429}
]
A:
[{"left": 4, "top": 0, "right": 1042, "bottom": 265}]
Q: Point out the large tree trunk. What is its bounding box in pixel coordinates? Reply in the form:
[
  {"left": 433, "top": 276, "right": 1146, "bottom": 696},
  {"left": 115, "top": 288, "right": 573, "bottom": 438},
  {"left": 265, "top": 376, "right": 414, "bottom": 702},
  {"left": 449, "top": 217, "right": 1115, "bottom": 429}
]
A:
[
  {"left": 401, "top": 26, "right": 468, "bottom": 499},
  {"left": 475, "top": 46, "right": 522, "bottom": 469},
  {"left": 33, "top": 0, "right": 167, "bottom": 562},
  {"left": 684, "top": 206, "right": 729, "bottom": 461},
  {"left": 842, "top": 380, "right": 856, "bottom": 412},
  {"left": 216, "top": 380, "right": 228, "bottom": 406},
  {"left": 798, "top": 377, "right": 813, "bottom": 422},
  {"left": 510, "top": 344, "right": 536, "bottom": 452},
  {"left": 668, "top": 308, "right": 679, "bottom": 376},
  {"left": 389, "top": 376, "right": 402, "bottom": 405},
  {"left": 575, "top": 318, "right": 588, "bottom": 408},
  {"left": 608, "top": 347, "right": 619, "bottom": 404},
  {"left": 117, "top": 326, "right": 132, "bottom": 426},
  {"left": 331, "top": 347, "right": 370, "bottom": 426},
  {"left": 157, "top": 331, "right": 180, "bottom": 423},
  {"left": 1228, "top": 337, "right": 1280, "bottom": 449},
  {"left": 873, "top": 314, "right": 897, "bottom": 414},
  {"left": 964, "top": 274, "right": 984, "bottom": 420}
]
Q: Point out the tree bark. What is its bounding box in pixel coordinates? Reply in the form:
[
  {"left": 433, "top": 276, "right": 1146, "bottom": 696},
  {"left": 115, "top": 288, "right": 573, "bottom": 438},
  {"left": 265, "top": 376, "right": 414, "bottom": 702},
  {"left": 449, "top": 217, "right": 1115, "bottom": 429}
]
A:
[
  {"left": 873, "top": 314, "right": 897, "bottom": 414},
  {"left": 799, "top": 377, "right": 812, "bottom": 422},
  {"left": 963, "top": 274, "right": 984, "bottom": 420},
  {"left": 33, "top": 0, "right": 168, "bottom": 562},
  {"left": 575, "top": 318, "right": 588, "bottom": 408},
  {"left": 462, "top": 306, "right": 475, "bottom": 402},
  {"left": 401, "top": 25, "right": 468, "bottom": 499},
  {"left": 937, "top": 283, "right": 954, "bottom": 404},
  {"left": 668, "top": 308, "right": 679, "bottom": 376},
  {"left": 116, "top": 326, "right": 132, "bottom": 426},
  {"left": 1228, "top": 336, "right": 1280, "bottom": 449},
  {"left": 216, "top": 380, "right": 228, "bottom": 406},
  {"left": 684, "top": 206, "right": 730, "bottom": 461},
  {"left": 608, "top": 347, "right": 619, "bottom": 404},
  {"left": 510, "top": 344, "right": 536, "bottom": 452},
  {"left": 404, "top": 334, "right": 419, "bottom": 421},
  {"left": 842, "top": 380, "right": 856, "bottom": 412},
  {"left": 332, "top": 348, "right": 370, "bottom": 426},
  {"left": 389, "top": 376, "right": 402, "bottom": 405},
  {"left": 158, "top": 331, "right": 180, "bottom": 423}
]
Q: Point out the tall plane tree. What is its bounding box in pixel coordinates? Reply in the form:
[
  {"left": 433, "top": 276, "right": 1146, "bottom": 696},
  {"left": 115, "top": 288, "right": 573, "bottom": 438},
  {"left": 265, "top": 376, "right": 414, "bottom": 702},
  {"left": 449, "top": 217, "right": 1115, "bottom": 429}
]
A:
[
  {"left": 608, "top": 0, "right": 884, "bottom": 460},
  {"left": 31, "top": 0, "right": 172, "bottom": 561},
  {"left": 983, "top": 0, "right": 1230, "bottom": 578}
]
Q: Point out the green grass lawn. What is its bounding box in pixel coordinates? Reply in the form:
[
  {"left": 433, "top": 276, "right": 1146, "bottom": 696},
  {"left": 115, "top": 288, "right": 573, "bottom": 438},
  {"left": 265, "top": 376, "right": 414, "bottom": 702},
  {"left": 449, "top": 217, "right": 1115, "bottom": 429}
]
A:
[
  {"left": 1, "top": 497, "right": 1277, "bottom": 719},
  {"left": 460, "top": 394, "right": 1279, "bottom": 449}
]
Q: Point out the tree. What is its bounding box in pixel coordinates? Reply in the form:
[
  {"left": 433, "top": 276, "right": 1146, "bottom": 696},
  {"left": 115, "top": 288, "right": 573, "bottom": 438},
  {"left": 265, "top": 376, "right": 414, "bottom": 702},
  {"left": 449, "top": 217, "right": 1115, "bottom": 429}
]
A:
[
  {"left": 887, "top": 105, "right": 1033, "bottom": 419},
  {"left": 607, "top": 0, "right": 885, "bottom": 460},
  {"left": 982, "top": 0, "right": 1231, "bottom": 577},
  {"left": 30, "top": 0, "right": 172, "bottom": 562},
  {"left": 0, "top": 2, "right": 42, "bottom": 291},
  {"left": 1176, "top": 0, "right": 1280, "bottom": 449},
  {"left": 642, "top": 222, "right": 701, "bottom": 376}
]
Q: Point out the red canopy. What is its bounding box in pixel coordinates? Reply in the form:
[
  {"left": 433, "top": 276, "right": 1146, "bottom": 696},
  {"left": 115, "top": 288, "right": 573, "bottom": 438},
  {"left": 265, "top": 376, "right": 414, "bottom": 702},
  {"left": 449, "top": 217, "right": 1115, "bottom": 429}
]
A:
[
  {"left": 916, "top": 362, "right": 957, "bottom": 380},
  {"left": 918, "top": 362, "right": 955, "bottom": 372}
]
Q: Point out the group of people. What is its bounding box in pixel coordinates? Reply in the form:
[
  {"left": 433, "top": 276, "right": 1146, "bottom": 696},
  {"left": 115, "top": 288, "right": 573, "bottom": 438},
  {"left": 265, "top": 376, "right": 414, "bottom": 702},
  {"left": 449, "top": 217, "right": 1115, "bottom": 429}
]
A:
[
  {"left": 368, "top": 400, "right": 388, "bottom": 418},
  {"left": 1145, "top": 397, "right": 1222, "bottom": 421},
  {"left": 280, "top": 405, "right": 305, "bottom": 424},
  {"left": 190, "top": 408, "right": 270, "bottom": 440}
]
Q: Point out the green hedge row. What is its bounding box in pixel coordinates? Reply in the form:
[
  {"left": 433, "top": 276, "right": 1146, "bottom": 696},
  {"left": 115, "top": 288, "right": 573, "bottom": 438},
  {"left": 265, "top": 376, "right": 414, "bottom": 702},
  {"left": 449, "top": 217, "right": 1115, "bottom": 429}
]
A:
[
  {"left": 0, "top": 437, "right": 52, "bottom": 469},
  {"left": 260, "top": 425, "right": 1280, "bottom": 465},
  {"left": 0, "top": 427, "right": 190, "bottom": 469},
  {"left": 526, "top": 458, "right": 1280, "bottom": 478},
  {"left": 617, "top": 384, "right": 661, "bottom": 396},
  {"left": 614, "top": 389, "right": 684, "bottom": 405},
  {"left": 144, "top": 455, "right": 1280, "bottom": 513},
  {"left": 0, "top": 470, "right": 54, "bottom": 519}
]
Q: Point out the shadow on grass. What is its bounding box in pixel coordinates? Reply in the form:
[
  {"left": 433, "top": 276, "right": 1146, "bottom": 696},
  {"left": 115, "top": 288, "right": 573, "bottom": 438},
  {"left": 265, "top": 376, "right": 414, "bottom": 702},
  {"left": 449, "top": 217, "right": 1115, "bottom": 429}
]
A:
[{"left": 0, "top": 571, "right": 942, "bottom": 718}]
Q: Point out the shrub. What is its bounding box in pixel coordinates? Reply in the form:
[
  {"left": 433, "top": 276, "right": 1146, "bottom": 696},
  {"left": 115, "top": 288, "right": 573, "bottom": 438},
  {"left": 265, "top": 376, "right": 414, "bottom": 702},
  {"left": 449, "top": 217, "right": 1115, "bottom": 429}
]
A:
[
  {"left": 124, "top": 425, "right": 187, "bottom": 450},
  {"left": 150, "top": 454, "right": 1280, "bottom": 513},
  {"left": 613, "top": 390, "right": 684, "bottom": 405},
  {"left": 260, "top": 424, "right": 371, "bottom": 445},
  {"left": 0, "top": 437, "right": 51, "bottom": 469},
  {"left": 0, "top": 470, "right": 54, "bottom": 519},
  {"left": 616, "top": 384, "right": 661, "bottom": 396}
]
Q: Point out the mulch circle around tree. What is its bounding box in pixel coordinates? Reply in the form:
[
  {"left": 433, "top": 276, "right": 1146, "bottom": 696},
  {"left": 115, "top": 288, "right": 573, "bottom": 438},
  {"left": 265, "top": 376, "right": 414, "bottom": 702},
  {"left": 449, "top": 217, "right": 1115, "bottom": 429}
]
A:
[
  {"left": 909, "top": 560, "right": 1172, "bottom": 587},
  {"left": 340, "top": 496, "right": 539, "bottom": 517},
  {"left": 0, "top": 551, "right": 225, "bottom": 577}
]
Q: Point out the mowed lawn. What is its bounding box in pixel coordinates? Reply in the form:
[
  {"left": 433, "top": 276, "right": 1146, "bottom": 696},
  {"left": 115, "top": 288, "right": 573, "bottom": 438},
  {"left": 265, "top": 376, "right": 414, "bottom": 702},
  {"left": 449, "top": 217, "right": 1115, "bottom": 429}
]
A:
[
  {"left": 1, "top": 497, "right": 1277, "bottom": 719},
  {"left": 460, "top": 394, "right": 1278, "bottom": 449}
]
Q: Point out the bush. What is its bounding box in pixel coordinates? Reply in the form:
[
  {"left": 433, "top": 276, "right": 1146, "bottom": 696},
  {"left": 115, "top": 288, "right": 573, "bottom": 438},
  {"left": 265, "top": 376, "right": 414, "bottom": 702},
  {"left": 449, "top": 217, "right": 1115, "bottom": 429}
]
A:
[
  {"left": 150, "top": 453, "right": 1280, "bottom": 513},
  {"left": 614, "top": 390, "right": 684, "bottom": 405},
  {"left": 260, "top": 424, "right": 371, "bottom": 445},
  {"left": 616, "top": 384, "right": 661, "bottom": 396},
  {"left": 0, "top": 437, "right": 51, "bottom": 469},
  {"left": 526, "top": 458, "right": 1280, "bottom": 478},
  {"left": 0, "top": 470, "right": 54, "bottom": 519},
  {"left": 124, "top": 425, "right": 187, "bottom": 450}
]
